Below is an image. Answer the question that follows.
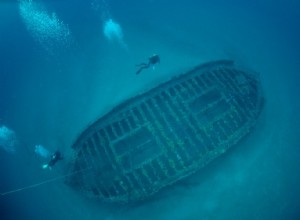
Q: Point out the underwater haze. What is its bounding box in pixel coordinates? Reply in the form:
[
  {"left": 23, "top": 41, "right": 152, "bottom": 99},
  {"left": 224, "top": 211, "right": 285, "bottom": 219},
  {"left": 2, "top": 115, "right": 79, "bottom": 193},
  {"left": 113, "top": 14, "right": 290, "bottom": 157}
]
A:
[{"left": 1, "top": 0, "right": 300, "bottom": 219}]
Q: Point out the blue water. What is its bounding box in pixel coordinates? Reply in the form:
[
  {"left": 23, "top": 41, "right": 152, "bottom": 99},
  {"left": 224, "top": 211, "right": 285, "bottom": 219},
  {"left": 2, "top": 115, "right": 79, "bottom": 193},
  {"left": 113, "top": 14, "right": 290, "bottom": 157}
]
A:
[{"left": 1, "top": 0, "right": 300, "bottom": 219}]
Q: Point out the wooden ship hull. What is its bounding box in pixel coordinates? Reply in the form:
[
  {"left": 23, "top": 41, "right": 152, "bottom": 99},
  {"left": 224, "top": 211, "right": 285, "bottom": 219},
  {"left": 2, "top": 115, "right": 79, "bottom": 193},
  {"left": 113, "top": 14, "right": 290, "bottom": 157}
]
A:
[{"left": 67, "top": 60, "right": 264, "bottom": 203}]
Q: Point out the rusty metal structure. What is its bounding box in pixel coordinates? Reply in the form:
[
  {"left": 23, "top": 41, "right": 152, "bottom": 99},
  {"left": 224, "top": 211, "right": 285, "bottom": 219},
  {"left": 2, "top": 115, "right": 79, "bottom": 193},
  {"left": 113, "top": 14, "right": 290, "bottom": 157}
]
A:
[{"left": 67, "top": 60, "right": 264, "bottom": 203}]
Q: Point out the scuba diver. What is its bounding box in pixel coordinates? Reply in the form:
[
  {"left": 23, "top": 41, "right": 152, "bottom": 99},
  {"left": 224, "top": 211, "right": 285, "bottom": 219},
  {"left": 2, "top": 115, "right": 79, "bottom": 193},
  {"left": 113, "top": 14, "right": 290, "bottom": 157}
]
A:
[
  {"left": 42, "top": 150, "right": 63, "bottom": 169},
  {"left": 136, "top": 54, "right": 160, "bottom": 75}
]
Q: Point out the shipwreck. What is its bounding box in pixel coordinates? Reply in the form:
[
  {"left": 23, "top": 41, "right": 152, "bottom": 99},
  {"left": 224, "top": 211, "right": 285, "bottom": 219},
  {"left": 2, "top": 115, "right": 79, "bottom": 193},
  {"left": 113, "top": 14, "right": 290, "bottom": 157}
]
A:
[{"left": 67, "top": 60, "right": 264, "bottom": 203}]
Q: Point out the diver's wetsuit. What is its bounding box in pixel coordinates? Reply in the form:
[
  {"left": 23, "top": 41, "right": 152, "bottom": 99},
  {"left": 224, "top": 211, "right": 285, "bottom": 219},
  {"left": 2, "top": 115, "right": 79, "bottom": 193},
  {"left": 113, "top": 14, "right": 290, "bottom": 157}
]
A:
[
  {"left": 136, "top": 54, "right": 160, "bottom": 75},
  {"left": 47, "top": 151, "right": 63, "bottom": 167}
]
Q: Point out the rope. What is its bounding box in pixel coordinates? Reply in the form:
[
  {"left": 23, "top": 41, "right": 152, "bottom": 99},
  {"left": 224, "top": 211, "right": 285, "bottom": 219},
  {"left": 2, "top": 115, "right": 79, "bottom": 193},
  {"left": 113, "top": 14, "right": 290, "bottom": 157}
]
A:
[{"left": 0, "top": 167, "right": 92, "bottom": 196}]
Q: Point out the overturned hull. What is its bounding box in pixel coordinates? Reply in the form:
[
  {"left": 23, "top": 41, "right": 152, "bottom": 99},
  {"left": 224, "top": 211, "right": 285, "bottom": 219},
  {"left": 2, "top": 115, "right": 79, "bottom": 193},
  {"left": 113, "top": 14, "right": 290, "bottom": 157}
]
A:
[{"left": 67, "top": 60, "right": 264, "bottom": 203}]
